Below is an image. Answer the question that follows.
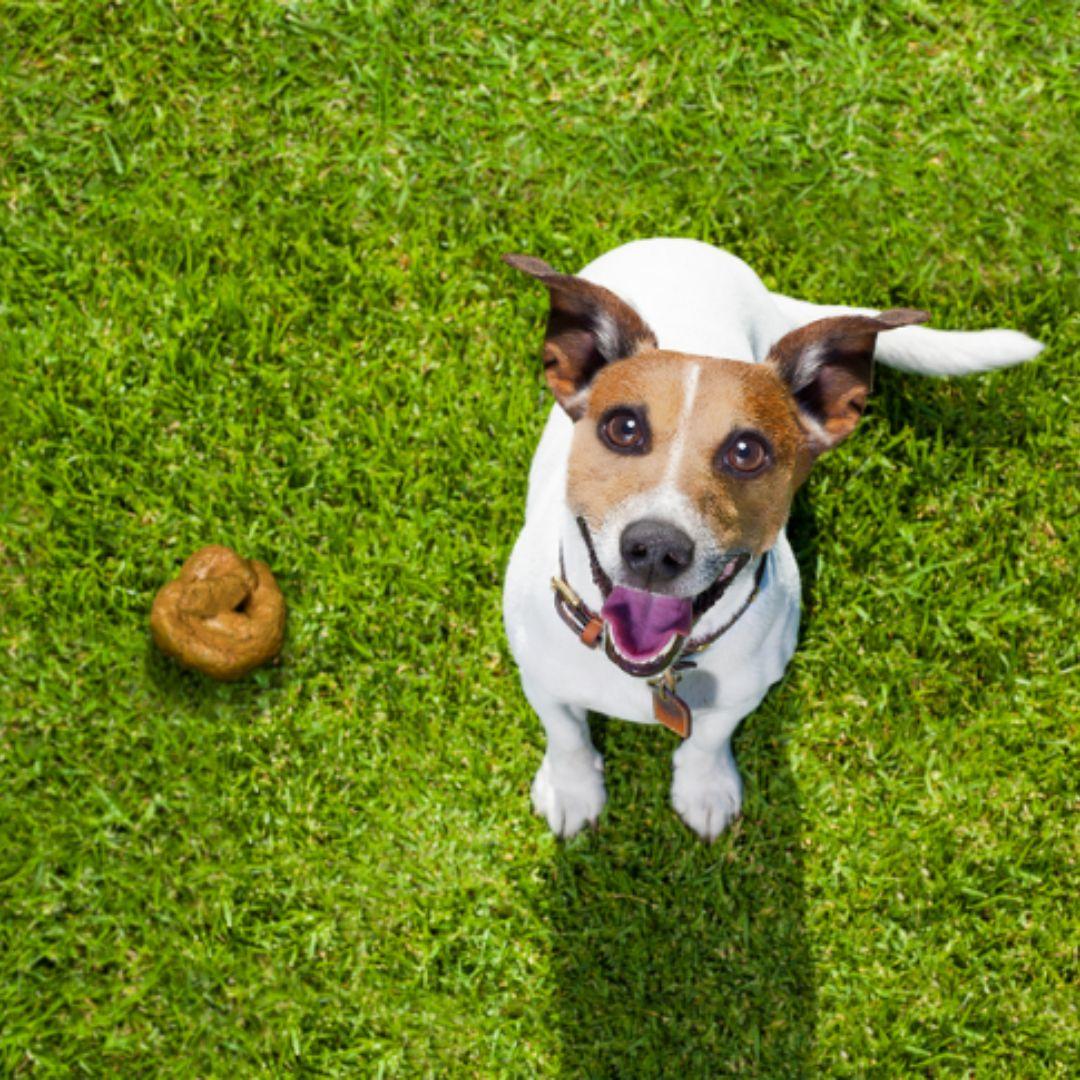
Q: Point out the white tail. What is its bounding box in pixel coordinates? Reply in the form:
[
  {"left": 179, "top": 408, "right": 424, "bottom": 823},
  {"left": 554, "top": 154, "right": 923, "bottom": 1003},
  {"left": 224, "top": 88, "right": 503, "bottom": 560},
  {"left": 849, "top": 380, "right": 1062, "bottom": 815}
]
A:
[{"left": 772, "top": 293, "right": 1044, "bottom": 376}]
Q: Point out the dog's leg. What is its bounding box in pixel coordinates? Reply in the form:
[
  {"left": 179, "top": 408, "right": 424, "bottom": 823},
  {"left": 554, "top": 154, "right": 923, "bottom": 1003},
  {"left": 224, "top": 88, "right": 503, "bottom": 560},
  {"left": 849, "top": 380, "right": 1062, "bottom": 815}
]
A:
[
  {"left": 522, "top": 679, "right": 606, "bottom": 838},
  {"left": 671, "top": 695, "right": 762, "bottom": 841}
]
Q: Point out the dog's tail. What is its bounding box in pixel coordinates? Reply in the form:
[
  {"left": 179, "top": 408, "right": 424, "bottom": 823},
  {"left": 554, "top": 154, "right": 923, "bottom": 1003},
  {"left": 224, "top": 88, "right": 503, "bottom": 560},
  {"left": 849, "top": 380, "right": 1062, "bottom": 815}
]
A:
[{"left": 771, "top": 293, "right": 1045, "bottom": 376}]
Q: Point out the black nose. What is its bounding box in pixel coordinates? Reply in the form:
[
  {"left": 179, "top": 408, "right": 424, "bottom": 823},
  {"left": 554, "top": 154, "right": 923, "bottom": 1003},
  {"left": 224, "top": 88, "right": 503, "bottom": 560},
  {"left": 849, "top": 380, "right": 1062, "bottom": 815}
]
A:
[{"left": 619, "top": 519, "right": 695, "bottom": 585}]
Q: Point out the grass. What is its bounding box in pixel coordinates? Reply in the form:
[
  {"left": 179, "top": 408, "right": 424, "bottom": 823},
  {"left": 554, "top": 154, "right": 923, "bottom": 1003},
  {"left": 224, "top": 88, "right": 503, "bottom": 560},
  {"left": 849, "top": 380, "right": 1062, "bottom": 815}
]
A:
[{"left": 0, "top": 0, "right": 1076, "bottom": 1075}]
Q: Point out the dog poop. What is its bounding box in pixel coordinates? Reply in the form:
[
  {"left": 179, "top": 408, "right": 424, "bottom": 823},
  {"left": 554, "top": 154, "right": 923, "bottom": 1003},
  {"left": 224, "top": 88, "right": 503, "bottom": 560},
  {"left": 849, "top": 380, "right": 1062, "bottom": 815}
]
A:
[{"left": 150, "top": 545, "right": 286, "bottom": 680}]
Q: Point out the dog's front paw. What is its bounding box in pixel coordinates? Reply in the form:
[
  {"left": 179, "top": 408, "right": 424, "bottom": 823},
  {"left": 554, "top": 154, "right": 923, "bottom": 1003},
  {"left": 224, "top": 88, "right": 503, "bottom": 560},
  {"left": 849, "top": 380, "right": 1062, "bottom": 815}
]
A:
[
  {"left": 531, "top": 751, "right": 606, "bottom": 838},
  {"left": 671, "top": 745, "right": 743, "bottom": 842}
]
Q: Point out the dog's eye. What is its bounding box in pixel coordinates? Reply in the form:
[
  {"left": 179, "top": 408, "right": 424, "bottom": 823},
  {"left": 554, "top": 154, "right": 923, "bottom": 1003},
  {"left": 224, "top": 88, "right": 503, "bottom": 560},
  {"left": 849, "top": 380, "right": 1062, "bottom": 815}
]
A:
[
  {"left": 598, "top": 407, "right": 650, "bottom": 454},
  {"left": 717, "top": 431, "right": 771, "bottom": 477}
]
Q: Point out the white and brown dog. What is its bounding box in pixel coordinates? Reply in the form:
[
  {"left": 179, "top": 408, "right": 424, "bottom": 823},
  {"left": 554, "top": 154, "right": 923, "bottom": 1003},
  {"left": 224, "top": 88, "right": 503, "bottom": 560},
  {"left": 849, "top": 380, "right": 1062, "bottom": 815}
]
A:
[{"left": 502, "top": 238, "right": 1043, "bottom": 841}]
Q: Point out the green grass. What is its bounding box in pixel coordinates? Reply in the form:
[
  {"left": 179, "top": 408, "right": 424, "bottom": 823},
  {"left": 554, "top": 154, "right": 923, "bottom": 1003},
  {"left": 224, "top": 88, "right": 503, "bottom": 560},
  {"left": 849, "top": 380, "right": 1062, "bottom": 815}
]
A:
[{"left": 1, "top": 1, "right": 1076, "bottom": 1075}]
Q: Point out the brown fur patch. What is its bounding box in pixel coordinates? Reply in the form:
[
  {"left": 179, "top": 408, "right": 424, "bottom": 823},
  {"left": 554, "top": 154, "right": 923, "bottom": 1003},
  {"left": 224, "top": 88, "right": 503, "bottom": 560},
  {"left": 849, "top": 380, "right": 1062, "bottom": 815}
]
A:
[
  {"left": 568, "top": 353, "right": 692, "bottom": 527},
  {"left": 568, "top": 351, "right": 812, "bottom": 556},
  {"left": 678, "top": 359, "right": 808, "bottom": 554}
]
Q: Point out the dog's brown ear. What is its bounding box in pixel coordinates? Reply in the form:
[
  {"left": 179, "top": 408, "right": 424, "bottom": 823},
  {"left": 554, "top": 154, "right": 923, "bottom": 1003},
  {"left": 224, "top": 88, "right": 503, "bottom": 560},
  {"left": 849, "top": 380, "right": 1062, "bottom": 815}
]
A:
[
  {"left": 768, "top": 309, "right": 929, "bottom": 454},
  {"left": 503, "top": 254, "right": 657, "bottom": 419}
]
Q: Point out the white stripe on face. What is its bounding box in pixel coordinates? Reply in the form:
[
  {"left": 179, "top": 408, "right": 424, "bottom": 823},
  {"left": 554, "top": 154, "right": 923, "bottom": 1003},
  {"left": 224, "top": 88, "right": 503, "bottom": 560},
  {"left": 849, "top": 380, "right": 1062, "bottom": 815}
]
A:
[{"left": 662, "top": 362, "right": 701, "bottom": 486}]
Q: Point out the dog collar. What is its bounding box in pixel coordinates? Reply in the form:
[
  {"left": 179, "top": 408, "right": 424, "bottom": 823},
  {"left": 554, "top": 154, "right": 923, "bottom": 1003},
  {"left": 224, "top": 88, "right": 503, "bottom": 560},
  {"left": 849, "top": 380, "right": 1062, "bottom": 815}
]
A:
[{"left": 552, "top": 519, "right": 769, "bottom": 738}]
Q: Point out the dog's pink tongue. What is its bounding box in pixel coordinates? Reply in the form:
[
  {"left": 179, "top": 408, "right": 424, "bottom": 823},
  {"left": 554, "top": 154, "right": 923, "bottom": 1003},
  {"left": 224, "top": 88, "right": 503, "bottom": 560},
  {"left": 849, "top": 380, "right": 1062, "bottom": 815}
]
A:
[{"left": 601, "top": 587, "right": 693, "bottom": 661}]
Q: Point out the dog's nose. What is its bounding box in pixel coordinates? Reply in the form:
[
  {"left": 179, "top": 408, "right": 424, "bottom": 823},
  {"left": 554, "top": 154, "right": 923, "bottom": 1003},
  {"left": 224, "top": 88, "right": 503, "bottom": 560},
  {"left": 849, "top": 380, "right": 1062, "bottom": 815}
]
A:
[{"left": 619, "top": 519, "right": 695, "bottom": 586}]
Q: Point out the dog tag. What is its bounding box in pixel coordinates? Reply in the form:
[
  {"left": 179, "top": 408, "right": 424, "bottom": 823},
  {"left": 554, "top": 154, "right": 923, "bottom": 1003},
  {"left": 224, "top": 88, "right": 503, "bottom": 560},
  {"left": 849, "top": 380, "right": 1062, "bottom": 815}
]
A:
[{"left": 652, "top": 681, "right": 692, "bottom": 738}]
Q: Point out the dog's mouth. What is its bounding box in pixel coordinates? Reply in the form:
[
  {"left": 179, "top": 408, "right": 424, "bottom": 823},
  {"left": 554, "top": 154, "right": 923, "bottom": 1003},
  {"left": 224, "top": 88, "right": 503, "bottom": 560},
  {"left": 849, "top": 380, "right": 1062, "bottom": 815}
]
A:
[
  {"left": 601, "top": 588, "right": 692, "bottom": 676},
  {"left": 599, "top": 555, "right": 747, "bottom": 677}
]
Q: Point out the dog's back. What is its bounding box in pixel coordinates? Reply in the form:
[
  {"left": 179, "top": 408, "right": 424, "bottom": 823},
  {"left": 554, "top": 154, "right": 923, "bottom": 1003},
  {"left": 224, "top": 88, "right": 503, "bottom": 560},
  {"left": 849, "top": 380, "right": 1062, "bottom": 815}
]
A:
[{"left": 574, "top": 238, "right": 788, "bottom": 363}]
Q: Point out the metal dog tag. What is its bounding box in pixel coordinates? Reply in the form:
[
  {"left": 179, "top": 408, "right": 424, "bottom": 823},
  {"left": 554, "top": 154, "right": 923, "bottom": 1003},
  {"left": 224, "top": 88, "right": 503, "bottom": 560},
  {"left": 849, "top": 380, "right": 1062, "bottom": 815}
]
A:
[{"left": 651, "top": 675, "right": 692, "bottom": 738}]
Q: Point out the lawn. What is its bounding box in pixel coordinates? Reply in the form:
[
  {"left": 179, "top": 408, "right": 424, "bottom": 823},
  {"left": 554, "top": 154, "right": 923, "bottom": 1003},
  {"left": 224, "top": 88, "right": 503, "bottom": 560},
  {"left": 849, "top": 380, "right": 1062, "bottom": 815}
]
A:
[{"left": 1, "top": 1, "right": 1076, "bottom": 1075}]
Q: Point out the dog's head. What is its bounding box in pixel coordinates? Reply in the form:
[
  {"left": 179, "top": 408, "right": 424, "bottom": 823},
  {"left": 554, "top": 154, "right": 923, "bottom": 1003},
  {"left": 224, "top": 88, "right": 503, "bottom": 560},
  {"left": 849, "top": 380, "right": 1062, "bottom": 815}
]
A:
[{"left": 506, "top": 254, "right": 927, "bottom": 668}]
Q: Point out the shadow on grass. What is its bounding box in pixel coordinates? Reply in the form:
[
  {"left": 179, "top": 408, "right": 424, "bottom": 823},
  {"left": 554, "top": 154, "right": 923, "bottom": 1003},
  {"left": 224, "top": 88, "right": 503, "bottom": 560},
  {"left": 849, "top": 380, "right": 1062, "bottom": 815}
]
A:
[
  {"left": 542, "top": 498, "right": 819, "bottom": 1078},
  {"left": 141, "top": 628, "right": 290, "bottom": 708}
]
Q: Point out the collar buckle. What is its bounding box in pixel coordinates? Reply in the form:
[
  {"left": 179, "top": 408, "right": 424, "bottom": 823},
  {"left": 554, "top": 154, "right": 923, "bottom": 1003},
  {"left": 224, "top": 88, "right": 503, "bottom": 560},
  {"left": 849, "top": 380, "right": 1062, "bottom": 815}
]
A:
[{"left": 552, "top": 576, "right": 604, "bottom": 647}]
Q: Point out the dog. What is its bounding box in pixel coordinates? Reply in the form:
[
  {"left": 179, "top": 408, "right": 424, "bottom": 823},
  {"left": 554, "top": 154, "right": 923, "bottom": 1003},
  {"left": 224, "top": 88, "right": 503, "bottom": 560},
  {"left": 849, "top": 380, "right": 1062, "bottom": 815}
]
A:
[{"left": 501, "top": 238, "right": 1043, "bottom": 840}]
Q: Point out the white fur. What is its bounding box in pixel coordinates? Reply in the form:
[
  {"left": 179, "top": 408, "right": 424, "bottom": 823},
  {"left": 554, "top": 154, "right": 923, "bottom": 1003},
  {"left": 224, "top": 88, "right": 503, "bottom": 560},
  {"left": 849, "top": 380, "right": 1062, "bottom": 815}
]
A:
[
  {"left": 503, "top": 238, "right": 1043, "bottom": 840},
  {"left": 663, "top": 362, "right": 700, "bottom": 484}
]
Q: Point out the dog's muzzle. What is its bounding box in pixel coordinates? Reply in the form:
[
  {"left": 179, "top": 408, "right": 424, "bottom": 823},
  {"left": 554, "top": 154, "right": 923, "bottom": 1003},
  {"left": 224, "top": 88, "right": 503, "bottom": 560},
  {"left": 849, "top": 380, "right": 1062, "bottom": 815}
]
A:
[{"left": 568, "top": 517, "right": 750, "bottom": 678}]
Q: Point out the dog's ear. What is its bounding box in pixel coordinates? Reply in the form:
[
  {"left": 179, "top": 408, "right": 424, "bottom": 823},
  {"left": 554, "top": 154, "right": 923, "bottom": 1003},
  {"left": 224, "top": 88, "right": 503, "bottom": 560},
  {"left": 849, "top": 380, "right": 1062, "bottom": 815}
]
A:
[
  {"left": 768, "top": 309, "right": 929, "bottom": 454},
  {"left": 503, "top": 254, "right": 657, "bottom": 419}
]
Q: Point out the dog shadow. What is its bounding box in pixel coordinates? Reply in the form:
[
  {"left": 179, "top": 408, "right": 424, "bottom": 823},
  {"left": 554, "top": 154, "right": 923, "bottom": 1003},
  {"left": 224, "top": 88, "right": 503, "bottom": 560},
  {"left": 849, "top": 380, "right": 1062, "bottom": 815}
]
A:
[{"left": 541, "top": 493, "right": 819, "bottom": 1078}]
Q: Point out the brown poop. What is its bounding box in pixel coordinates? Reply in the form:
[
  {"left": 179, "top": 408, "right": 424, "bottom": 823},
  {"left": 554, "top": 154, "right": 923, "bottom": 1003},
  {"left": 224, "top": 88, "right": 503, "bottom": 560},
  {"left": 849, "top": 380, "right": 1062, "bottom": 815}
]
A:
[{"left": 150, "top": 545, "right": 286, "bottom": 680}]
